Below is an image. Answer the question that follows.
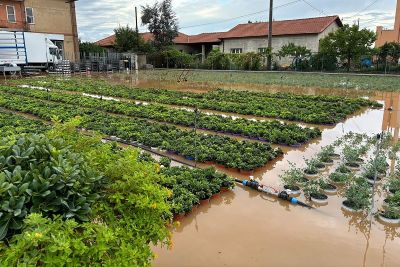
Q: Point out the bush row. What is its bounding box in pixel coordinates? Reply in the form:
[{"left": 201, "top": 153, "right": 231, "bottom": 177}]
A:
[
  {"left": 15, "top": 78, "right": 382, "bottom": 124},
  {"left": 0, "top": 85, "right": 321, "bottom": 145},
  {"left": 0, "top": 93, "right": 282, "bottom": 170}
]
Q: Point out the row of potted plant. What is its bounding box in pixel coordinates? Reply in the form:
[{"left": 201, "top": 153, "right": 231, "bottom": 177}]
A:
[
  {"left": 0, "top": 111, "right": 48, "bottom": 138},
  {"left": 14, "top": 78, "right": 382, "bottom": 125},
  {"left": 0, "top": 85, "right": 321, "bottom": 146},
  {"left": 0, "top": 93, "right": 282, "bottom": 171}
]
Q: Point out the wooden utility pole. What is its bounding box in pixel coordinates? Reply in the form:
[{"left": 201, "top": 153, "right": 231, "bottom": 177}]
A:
[
  {"left": 267, "top": 0, "right": 273, "bottom": 71},
  {"left": 135, "top": 6, "right": 139, "bottom": 34}
]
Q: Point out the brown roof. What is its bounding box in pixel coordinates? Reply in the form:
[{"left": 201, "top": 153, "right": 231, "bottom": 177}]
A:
[
  {"left": 96, "top": 32, "right": 189, "bottom": 47},
  {"left": 96, "top": 15, "right": 342, "bottom": 47},
  {"left": 221, "top": 16, "right": 342, "bottom": 39},
  {"left": 175, "top": 32, "right": 225, "bottom": 44}
]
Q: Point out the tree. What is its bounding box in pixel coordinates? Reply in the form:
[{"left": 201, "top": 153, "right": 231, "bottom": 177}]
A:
[
  {"left": 320, "top": 24, "right": 376, "bottom": 72},
  {"left": 141, "top": 0, "right": 178, "bottom": 50},
  {"left": 277, "top": 43, "right": 311, "bottom": 58},
  {"left": 79, "top": 40, "right": 105, "bottom": 54},
  {"left": 378, "top": 42, "right": 400, "bottom": 64},
  {"left": 114, "top": 26, "right": 146, "bottom": 53}
]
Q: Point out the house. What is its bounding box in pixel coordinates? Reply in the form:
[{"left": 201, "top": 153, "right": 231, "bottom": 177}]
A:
[
  {"left": 375, "top": 0, "right": 400, "bottom": 47},
  {"left": 0, "top": 0, "right": 79, "bottom": 61},
  {"left": 96, "top": 15, "right": 342, "bottom": 63}
]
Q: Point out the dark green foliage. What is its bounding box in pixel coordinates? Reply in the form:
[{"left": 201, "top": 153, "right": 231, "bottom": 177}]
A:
[
  {"left": 0, "top": 134, "right": 102, "bottom": 240},
  {"left": 320, "top": 24, "right": 376, "bottom": 71},
  {"left": 277, "top": 43, "right": 311, "bottom": 58},
  {"left": 0, "top": 111, "right": 48, "bottom": 137},
  {"left": 0, "top": 93, "right": 281, "bottom": 170},
  {"left": 79, "top": 41, "right": 105, "bottom": 54},
  {"left": 0, "top": 85, "right": 320, "bottom": 145},
  {"left": 141, "top": 0, "right": 178, "bottom": 50},
  {"left": 161, "top": 166, "right": 234, "bottom": 214},
  {"left": 114, "top": 25, "right": 148, "bottom": 53}
]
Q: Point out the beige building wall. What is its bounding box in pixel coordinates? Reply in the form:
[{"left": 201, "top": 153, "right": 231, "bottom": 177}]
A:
[{"left": 24, "top": 0, "right": 79, "bottom": 61}]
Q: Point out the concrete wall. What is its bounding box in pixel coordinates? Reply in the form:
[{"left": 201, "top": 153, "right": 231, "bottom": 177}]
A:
[{"left": 24, "top": 0, "right": 79, "bottom": 61}]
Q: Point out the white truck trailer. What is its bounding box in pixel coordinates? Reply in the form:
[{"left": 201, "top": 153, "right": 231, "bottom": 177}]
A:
[{"left": 0, "top": 31, "right": 63, "bottom": 71}]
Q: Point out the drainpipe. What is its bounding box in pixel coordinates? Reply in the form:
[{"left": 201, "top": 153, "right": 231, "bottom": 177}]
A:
[{"left": 69, "top": 1, "right": 79, "bottom": 62}]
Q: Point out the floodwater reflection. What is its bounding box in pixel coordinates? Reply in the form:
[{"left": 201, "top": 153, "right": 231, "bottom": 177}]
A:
[{"left": 93, "top": 73, "right": 400, "bottom": 267}]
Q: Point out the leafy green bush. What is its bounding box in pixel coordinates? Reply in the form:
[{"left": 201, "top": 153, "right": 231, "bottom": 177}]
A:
[
  {"left": 344, "top": 177, "right": 371, "bottom": 210},
  {"left": 0, "top": 134, "right": 102, "bottom": 240}
]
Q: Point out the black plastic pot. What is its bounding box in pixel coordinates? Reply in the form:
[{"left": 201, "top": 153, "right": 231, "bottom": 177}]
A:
[{"left": 310, "top": 193, "right": 328, "bottom": 204}]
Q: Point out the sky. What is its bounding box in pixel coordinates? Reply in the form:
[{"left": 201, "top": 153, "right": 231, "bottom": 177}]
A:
[{"left": 76, "top": 0, "right": 398, "bottom": 42}]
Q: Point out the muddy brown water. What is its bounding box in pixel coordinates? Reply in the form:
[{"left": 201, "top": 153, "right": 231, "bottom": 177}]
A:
[
  {"left": 8, "top": 74, "right": 400, "bottom": 266},
  {"left": 108, "top": 76, "right": 399, "bottom": 267}
]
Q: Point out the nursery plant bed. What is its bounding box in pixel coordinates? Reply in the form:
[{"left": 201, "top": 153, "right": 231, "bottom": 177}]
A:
[
  {"left": 310, "top": 193, "right": 328, "bottom": 204},
  {"left": 341, "top": 200, "right": 363, "bottom": 213}
]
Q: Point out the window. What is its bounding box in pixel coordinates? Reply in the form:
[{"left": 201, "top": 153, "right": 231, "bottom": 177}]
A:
[
  {"left": 230, "top": 48, "right": 242, "bottom": 54},
  {"left": 6, "top": 6, "right": 16, "bottom": 23},
  {"left": 25, "top": 7, "right": 34, "bottom": 24},
  {"left": 258, "top": 48, "right": 268, "bottom": 54}
]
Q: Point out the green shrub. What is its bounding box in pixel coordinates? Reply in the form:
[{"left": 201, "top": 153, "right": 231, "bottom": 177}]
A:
[{"left": 0, "top": 134, "right": 102, "bottom": 240}]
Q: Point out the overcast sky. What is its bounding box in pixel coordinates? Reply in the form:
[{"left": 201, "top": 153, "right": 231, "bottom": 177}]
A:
[{"left": 76, "top": 0, "right": 398, "bottom": 42}]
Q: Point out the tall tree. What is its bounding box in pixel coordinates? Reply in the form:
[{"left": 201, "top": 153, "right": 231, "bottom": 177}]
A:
[
  {"left": 320, "top": 24, "right": 376, "bottom": 72},
  {"left": 141, "top": 0, "right": 178, "bottom": 50},
  {"left": 378, "top": 42, "right": 400, "bottom": 64},
  {"left": 79, "top": 40, "right": 105, "bottom": 54},
  {"left": 114, "top": 26, "right": 146, "bottom": 53}
]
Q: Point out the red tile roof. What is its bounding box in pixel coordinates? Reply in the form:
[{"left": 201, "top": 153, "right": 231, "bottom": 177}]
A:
[
  {"left": 96, "top": 16, "right": 342, "bottom": 47},
  {"left": 96, "top": 32, "right": 189, "bottom": 47},
  {"left": 221, "top": 16, "right": 342, "bottom": 39}
]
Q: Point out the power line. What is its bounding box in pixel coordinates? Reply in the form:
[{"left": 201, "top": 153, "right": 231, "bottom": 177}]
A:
[
  {"left": 301, "top": 0, "right": 327, "bottom": 16},
  {"left": 178, "top": 0, "right": 302, "bottom": 30},
  {"left": 343, "top": 0, "right": 380, "bottom": 19}
]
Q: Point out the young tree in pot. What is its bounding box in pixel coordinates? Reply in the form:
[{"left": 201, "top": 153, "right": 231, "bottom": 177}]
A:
[
  {"left": 303, "top": 180, "right": 328, "bottom": 204},
  {"left": 374, "top": 154, "right": 389, "bottom": 177},
  {"left": 342, "top": 145, "right": 362, "bottom": 169},
  {"left": 303, "top": 158, "right": 321, "bottom": 177},
  {"left": 387, "top": 174, "right": 400, "bottom": 195},
  {"left": 329, "top": 171, "right": 352, "bottom": 185},
  {"left": 336, "top": 164, "right": 352, "bottom": 174},
  {"left": 281, "top": 162, "right": 309, "bottom": 187},
  {"left": 343, "top": 177, "right": 371, "bottom": 213},
  {"left": 318, "top": 178, "right": 338, "bottom": 194},
  {"left": 379, "top": 201, "right": 400, "bottom": 224},
  {"left": 318, "top": 145, "right": 337, "bottom": 164},
  {"left": 279, "top": 163, "right": 303, "bottom": 194},
  {"left": 362, "top": 161, "right": 383, "bottom": 185}
]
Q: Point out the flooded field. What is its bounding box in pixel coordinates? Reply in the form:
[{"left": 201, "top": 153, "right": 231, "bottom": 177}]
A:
[
  {"left": 101, "top": 73, "right": 400, "bottom": 267},
  {"left": 5, "top": 73, "right": 400, "bottom": 266}
]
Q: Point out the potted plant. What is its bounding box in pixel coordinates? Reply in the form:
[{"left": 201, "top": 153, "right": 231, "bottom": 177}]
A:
[
  {"left": 342, "top": 177, "right": 371, "bottom": 213},
  {"left": 378, "top": 203, "right": 400, "bottom": 225},
  {"left": 303, "top": 180, "right": 328, "bottom": 204},
  {"left": 303, "top": 158, "right": 321, "bottom": 178},
  {"left": 342, "top": 145, "right": 362, "bottom": 170},
  {"left": 329, "top": 171, "right": 351, "bottom": 185},
  {"left": 318, "top": 179, "right": 338, "bottom": 194},
  {"left": 279, "top": 163, "right": 303, "bottom": 195},
  {"left": 336, "top": 164, "right": 352, "bottom": 174},
  {"left": 387, "top": 174, "right": 400, "bottom": 195},
  {"left": 318, "top": 145, "right": 337, "bottom": 164},
  {"left": 362, "top": 162, "right": 383, "bottom": 185}
]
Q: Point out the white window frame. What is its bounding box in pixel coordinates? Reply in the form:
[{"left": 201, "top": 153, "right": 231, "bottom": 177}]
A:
[
  {"left": 6, "top": 5, "right": 16, "bottom": 23},
  {"left": 230, "top": 48, "right": 242, "bottom": 54},
  {"left": 258, "top": 48, "right": 268, "bottom": 54},
  {"left": 25, "top": 7, "right": 35, "bottom": 24}
]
